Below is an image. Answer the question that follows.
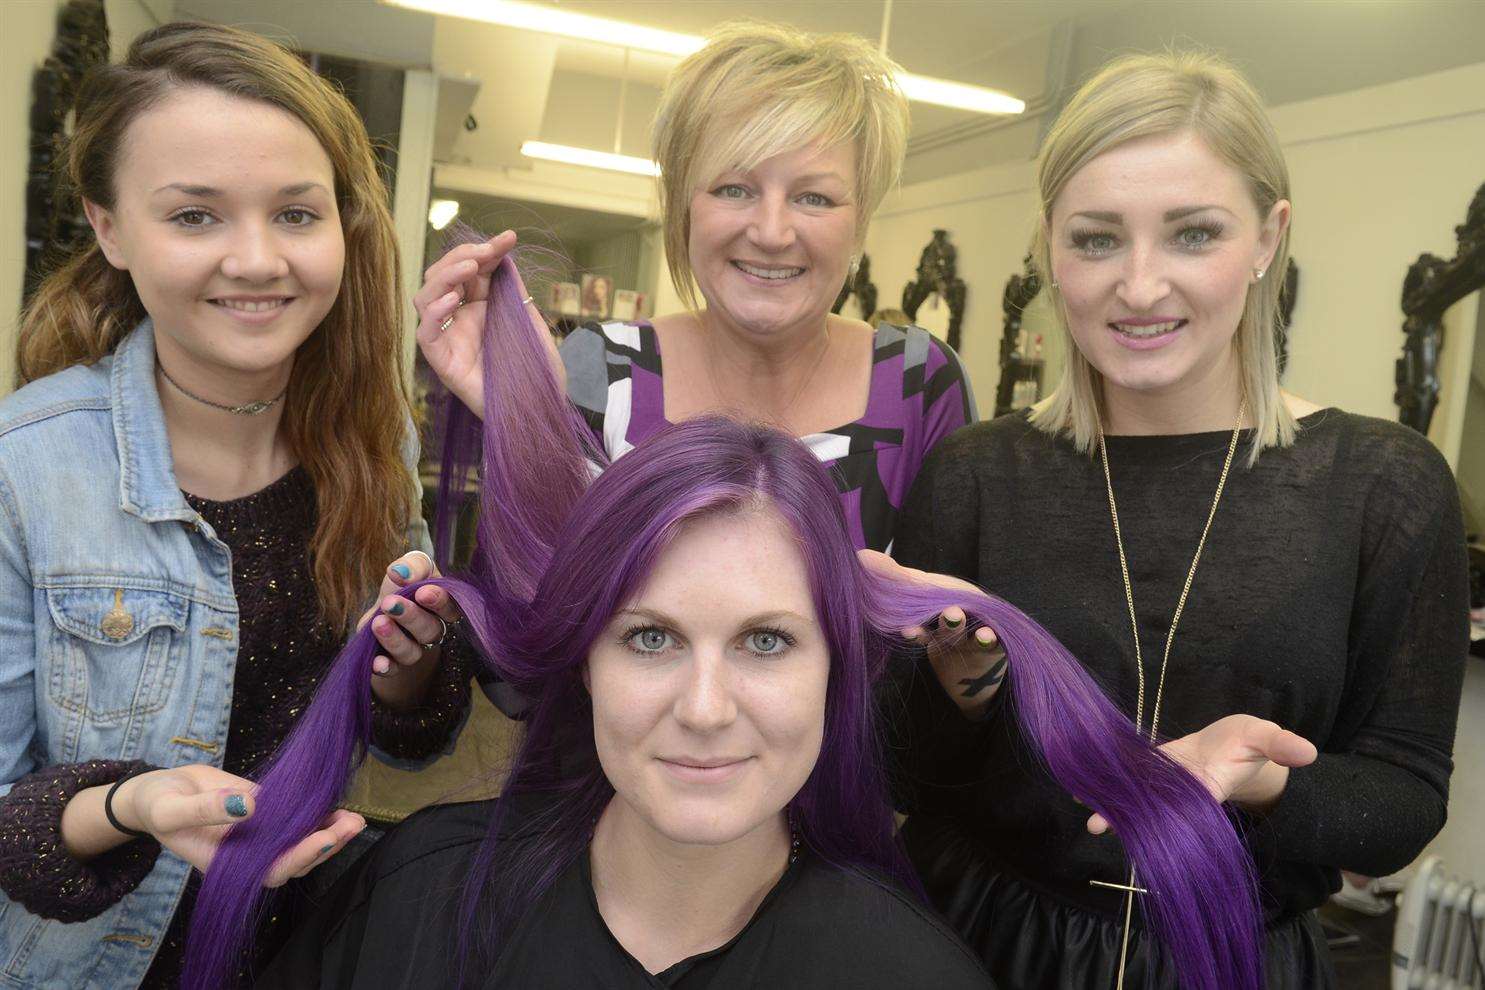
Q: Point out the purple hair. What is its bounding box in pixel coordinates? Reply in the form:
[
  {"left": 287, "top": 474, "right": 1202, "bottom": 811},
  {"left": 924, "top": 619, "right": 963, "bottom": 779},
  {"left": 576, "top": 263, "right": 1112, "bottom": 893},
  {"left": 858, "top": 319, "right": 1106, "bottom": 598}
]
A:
[{"left": 183, "top": 235, "right": 1263, "bottom": 990}]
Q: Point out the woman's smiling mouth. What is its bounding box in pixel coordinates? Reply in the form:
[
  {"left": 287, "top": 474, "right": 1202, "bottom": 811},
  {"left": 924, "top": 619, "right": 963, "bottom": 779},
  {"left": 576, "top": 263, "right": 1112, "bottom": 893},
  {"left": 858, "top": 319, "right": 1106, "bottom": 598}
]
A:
[{"left": 732, "top": 260, "right": 805, "bottom": 281}]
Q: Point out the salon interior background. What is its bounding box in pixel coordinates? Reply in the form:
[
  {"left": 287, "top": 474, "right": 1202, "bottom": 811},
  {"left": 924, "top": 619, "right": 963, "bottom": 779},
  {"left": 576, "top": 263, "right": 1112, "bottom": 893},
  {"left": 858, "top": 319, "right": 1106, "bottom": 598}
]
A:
[{"left": 3, "top": 0, "right": 1484, "bottom": 875}]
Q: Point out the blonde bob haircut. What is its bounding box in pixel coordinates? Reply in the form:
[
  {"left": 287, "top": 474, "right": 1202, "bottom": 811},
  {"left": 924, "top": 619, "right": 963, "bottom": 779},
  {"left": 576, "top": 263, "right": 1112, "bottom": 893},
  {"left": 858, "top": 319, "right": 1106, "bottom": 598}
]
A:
[
  {"left": 653, "top": 21, "right": 910, "bottom": 311},
  {"left": 1029, "top": 51, "right": 1295, "bottom": 466}
]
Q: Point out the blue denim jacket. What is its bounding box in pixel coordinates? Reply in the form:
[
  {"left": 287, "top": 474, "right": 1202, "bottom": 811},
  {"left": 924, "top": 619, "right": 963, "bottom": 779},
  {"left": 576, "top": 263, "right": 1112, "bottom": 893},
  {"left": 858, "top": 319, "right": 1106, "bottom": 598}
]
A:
[{"left": 0, "top": 322, "right": 430, "bottom": 988}]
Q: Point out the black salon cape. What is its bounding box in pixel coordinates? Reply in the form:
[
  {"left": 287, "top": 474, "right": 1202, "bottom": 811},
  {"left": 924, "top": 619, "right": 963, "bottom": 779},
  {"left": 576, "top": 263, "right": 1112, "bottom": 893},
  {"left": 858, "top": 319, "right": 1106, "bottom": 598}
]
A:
[{"left": 256, "top": 796, "right": 993, "bottom": 989}]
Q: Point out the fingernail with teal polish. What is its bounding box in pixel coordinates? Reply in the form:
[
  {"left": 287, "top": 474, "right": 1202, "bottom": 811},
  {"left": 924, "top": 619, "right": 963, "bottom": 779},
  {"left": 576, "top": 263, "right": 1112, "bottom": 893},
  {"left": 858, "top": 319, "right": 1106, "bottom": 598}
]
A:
[
  {"left": 225, "top": 795, "right": 248, "bottom": 818},
  {"left": 387, "top": 601, "right": 405, "bottom": 616},
  {"left": 319, "top": 844, "right": 334, "bottom": 856},
  {"left": 391, "top": 564, "right": 411, "bottom": 579}
]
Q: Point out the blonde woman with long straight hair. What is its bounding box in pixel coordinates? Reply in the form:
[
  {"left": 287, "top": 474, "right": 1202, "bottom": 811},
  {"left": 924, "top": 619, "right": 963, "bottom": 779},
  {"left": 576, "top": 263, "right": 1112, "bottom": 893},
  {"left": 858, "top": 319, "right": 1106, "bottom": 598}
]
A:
[
  {"left": 0, "top": 22, "right": 468, "bottom": 988},
  {"left": 892, "top": 51, "right": 1467, "bottom": 988}
]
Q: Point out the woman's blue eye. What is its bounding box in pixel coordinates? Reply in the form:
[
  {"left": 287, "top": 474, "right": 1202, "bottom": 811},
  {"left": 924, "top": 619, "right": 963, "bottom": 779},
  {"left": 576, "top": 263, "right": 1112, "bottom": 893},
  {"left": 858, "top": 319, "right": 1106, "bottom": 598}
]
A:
[
  {"left": 1073, "top": 231, "right": 1116, "bottom": 254},
  {"left": 798, "top": 192, "right": 833, "bottom": 208},
  {"left": 627, "top": 627, "right": 672, "bottom": 653},
  {"left": 716, "top": 184, "right": 748, "bottom": 199},
  {"left": 1176, "top": 224, "right": 1220, "bottom": 248},
  {"left": 744, "top": 630, "right": 792, "bottom": 655}
]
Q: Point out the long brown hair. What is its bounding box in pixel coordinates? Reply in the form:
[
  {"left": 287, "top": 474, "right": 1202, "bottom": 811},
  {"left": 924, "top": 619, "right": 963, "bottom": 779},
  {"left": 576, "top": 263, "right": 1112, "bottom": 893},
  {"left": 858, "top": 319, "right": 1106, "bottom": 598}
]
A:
[{"left": 17, "top": 21, "right": 415, "bottom": 631}]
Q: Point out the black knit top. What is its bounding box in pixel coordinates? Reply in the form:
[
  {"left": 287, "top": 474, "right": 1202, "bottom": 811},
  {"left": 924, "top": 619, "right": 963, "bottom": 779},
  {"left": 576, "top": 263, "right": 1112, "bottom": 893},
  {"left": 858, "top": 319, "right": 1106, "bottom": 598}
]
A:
[
  {"left": 0, "top": 467, "right": 471, "bottom": 986},
  {"left": 892, "top": 409, "right": 1470, "bottom": 922}
]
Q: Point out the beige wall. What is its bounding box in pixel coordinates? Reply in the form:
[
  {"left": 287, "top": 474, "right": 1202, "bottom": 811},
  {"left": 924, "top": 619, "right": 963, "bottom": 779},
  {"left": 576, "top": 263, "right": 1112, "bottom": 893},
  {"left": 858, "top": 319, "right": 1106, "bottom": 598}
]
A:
[{"left": 1, "top": 0, "right": 169, "bottom": 397}]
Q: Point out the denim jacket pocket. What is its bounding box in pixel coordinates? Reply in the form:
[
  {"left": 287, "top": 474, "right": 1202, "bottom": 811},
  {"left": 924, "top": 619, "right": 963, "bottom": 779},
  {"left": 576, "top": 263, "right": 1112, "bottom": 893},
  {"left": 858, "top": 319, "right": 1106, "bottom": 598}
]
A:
[{"left": 44, "top": 584, "right": 190, "bottom": 724}]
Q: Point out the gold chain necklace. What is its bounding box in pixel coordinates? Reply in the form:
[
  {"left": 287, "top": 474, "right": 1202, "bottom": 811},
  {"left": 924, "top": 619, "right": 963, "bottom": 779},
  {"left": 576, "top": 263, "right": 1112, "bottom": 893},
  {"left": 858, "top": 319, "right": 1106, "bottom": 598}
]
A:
[{"left": 1097, "top": 398, "right": 1246, "bottom": 989}]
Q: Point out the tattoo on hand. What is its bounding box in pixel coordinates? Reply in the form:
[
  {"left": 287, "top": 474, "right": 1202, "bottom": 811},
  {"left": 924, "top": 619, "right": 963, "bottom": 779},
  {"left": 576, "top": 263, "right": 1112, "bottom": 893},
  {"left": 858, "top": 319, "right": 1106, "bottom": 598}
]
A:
[{"left": 959, "top": 657, "right": 1007, "bottom": 698}]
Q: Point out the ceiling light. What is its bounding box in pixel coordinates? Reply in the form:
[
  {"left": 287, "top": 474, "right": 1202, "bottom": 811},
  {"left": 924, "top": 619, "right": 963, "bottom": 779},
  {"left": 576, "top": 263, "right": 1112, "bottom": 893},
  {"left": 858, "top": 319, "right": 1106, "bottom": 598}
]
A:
[
  {"left": 898, "top": 72, "right": 1024, "bottom": 115},
  {"left": 428, "top": 198, "right": 460, "bottom": 230},
  {"left": 384, "top": 0, "right": 1022, "bottom": 115},
  {"left": 520, "top": 141, "right": 660, "bottom": 176},
  {"left": 388, "top": 0, "right": 704, "bottom": 57}
]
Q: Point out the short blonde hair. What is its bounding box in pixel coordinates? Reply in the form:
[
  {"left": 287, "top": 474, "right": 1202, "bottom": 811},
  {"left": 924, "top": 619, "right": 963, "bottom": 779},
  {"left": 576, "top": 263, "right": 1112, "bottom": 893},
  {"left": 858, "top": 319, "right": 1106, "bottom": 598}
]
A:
[
  {"left": 1028, "top": 51, "right": 1295, "bottom": 465},
  {"left": 653, "top": 21, "right": 909, "bottom": 310}
]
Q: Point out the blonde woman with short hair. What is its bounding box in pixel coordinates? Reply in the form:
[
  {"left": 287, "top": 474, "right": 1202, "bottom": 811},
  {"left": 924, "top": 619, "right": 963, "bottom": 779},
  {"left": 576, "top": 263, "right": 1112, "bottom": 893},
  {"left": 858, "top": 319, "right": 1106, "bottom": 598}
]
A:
[
  {"left": 892, "top": 51, "right": 1467, "bottom": 989},
  {"left": 414, "top": 21, "right": 975, "bottom": 554}
]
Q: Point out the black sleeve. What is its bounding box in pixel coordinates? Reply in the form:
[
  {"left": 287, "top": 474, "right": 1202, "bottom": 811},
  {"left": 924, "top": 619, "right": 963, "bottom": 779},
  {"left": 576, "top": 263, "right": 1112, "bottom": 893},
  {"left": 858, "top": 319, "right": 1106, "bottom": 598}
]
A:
[
  {"left": 1261, "top": 431, "right": 1470, "bottom": 876},
  {"left": 0, "top": 760, "right": 162, "bottom": 922},
  {"left": 893, "top": 429, "right": 981, "bottom": 582},
  {"left": 368, "top": 628, "right": 475, "bottom": 760},
  {"left": 884, "top": 434, "right": 1006, "bottom": 814}
]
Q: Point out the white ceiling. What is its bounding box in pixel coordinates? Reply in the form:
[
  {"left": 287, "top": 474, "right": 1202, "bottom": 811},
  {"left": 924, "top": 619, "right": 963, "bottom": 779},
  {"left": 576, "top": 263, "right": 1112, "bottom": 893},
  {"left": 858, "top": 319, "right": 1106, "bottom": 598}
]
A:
[{"left": 180, "top": 0, "right": 1485, "bottom": 186}]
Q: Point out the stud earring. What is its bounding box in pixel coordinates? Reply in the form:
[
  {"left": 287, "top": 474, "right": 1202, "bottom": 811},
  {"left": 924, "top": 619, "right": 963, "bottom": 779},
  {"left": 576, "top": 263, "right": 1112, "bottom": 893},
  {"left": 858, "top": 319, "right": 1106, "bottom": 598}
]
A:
[{"left": 1254, "top": 268, "right": 1266, "bottom": 281}]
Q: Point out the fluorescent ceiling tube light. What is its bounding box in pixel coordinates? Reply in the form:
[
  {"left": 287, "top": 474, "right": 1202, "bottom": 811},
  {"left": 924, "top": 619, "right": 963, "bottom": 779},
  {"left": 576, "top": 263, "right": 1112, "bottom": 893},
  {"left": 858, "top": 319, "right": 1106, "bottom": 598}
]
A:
[
  {"left": 388, "top": 0, "right": 704, "bottom": 57},
  {"left": 521, "top": 141, "right": 660, "bottom": 177},
  {"left": 384, "top": 0, "right": 1021, "bottom": 115},
  {"left": 428, "top": 198, "right": 460, "bottom": 230},
  {"left": 898, "top": 72, "right": 1025, "bottom": 115}
]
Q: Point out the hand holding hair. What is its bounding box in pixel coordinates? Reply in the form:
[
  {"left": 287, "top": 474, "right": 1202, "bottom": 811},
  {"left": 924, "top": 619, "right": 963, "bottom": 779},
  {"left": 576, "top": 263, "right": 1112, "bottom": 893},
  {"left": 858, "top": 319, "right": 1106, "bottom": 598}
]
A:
[
  {"left": 61, "top": 764, "right": 364, "bottom": 886},
  {"left": 1086, "top": 714, "right": 1319, "bottom": 834},
  {"left": 857, "top": 550, "right": 1006, "bottom": 717},
  {"left": 362, "top": 549, "right": 464, "bottom": 710},
  {"left": 414, "top": 230, "right": 558, "bottom": 419}
]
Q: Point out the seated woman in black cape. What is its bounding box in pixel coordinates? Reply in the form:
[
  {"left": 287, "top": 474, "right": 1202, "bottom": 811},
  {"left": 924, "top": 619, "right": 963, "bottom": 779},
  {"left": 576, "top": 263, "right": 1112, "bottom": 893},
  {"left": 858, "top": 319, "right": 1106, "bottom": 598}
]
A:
[
  {"left": 255, "top": 422, "right": 994, "bottom": 988},
  {"left": 182, "top": 244, "right": 1289, "bottom": 990},
  {"left": 168, "top": 245, "right": 990, "bottom": 988}
]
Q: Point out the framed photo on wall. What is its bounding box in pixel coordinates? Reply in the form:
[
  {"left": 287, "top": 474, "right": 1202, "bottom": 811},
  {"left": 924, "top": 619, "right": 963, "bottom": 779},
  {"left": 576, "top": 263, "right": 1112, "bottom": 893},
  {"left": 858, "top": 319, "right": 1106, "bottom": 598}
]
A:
[
  {"left": 550, "top": 281, "right": 581, "bottom": 317},
  {"left": 581, "top": 274, "right": 613, "bottom": 319}
]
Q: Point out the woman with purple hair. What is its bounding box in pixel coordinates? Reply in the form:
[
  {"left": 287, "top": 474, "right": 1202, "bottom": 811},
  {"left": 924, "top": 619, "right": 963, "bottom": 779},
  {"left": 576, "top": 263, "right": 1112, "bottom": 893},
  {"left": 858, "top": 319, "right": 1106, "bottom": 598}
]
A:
[{"left": 179, "top": 238, "right": 1287, "bottom": 990}]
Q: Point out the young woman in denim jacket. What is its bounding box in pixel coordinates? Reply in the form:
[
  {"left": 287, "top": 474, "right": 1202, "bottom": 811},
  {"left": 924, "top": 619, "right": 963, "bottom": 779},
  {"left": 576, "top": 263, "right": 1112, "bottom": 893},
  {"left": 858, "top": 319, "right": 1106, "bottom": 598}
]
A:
[{"left": 0, "top": 23, "right": 468, "bottom": 988}]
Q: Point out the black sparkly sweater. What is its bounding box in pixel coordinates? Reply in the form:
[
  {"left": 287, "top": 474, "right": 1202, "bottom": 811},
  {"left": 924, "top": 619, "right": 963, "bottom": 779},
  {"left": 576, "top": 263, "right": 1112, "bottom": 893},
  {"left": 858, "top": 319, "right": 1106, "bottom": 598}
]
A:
[
  {"left": 0, "top": 467, "right": 472, "bottom": 986},
  {"left": 891, "top": 409, "right": 1470, "bottom": 923}
]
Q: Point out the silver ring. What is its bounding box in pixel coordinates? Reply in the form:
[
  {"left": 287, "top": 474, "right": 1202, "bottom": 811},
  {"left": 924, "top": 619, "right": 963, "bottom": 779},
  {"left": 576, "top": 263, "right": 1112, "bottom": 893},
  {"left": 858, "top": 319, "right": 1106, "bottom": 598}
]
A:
[
  {"left": 439, "top": 314, "right": 455, "bottom": 332},
  {"left": 520, "top": 295, "right": 534, "bottom": 306},
  {"left": 420, "top": 615, "right": 450, "bottom": 651}
]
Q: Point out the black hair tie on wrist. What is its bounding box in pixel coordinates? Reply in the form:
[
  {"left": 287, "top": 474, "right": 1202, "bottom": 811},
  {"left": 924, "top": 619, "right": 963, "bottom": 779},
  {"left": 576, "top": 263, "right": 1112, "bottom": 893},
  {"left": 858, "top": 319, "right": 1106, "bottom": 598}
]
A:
[{"left": 104, "top": 767, "right": 154, "bottom": 839}]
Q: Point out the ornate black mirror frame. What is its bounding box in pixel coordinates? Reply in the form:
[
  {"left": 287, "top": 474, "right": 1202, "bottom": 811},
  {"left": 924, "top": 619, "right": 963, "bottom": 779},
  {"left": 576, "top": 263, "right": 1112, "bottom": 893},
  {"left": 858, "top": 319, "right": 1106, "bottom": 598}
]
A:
[
  {"left": 832, "top": 254, "right": 878, "bottom": 318},
  {"left": 901, "top": 229, "right": 967, "bottom": 351},
  {"left": 23, "top": 0, "right": 110, "bottom": 309},
  {"left": 1395, "top": 182, "right": 1485, "bottom": 435}
]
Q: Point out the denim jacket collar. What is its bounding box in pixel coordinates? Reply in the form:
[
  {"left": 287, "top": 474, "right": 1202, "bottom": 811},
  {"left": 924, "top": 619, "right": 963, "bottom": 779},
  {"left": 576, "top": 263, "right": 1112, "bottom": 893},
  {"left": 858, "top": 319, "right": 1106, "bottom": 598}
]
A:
[{"left": 111, "top": 321, "right": 195, "bottom": 524}]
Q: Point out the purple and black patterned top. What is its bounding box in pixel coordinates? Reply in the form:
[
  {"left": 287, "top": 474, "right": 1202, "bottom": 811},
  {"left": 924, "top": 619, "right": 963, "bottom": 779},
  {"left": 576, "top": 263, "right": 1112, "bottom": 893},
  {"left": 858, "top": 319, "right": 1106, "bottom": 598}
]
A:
[{"left": 559, "top": 320, "right": 978, "bottom": 553}]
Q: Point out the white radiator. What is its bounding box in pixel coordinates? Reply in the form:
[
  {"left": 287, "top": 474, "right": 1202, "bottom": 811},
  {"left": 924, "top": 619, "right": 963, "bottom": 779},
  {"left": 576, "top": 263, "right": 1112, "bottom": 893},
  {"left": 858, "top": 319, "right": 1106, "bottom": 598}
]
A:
[{"left": 1393, "top": 856, "right": 1485, "bottom": 989}]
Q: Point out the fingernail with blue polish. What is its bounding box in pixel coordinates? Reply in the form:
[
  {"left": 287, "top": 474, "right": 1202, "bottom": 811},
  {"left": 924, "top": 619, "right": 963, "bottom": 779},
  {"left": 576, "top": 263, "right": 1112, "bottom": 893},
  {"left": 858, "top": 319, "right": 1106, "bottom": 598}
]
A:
[
  {"left": 319, "top": 844, "right": 334, "bottom": 856},
  {"left": 391, "top": 564, "right": 411, "bottom": 579},
  {"left": 387, "top": 601, "right": 405, "bottom": 616},
  {"left": 225, "top": 795, "right": 248, "bottom": 818}
]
